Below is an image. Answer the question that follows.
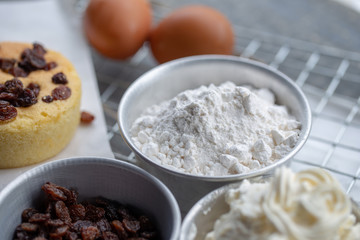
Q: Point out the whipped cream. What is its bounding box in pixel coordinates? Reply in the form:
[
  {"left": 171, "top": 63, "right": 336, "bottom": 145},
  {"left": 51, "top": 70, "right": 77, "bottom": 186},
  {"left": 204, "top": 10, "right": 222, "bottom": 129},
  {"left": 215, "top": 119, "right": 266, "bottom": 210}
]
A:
[{"left": 205, "top": 167, "right": 360, "bottom": 240}]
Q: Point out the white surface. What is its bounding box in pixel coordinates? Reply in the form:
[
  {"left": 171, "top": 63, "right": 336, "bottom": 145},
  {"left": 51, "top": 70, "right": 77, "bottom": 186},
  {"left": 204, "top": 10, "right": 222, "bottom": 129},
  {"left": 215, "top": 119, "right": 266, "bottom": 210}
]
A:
[{"left": 0, "top": 0, "right": 114, "bottom": 190}]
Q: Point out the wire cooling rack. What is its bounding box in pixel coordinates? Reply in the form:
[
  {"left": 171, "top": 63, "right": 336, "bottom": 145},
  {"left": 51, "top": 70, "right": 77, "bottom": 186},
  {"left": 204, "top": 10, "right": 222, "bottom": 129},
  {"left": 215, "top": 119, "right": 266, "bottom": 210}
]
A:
[{"left": 90, "top": 5, "right": 360, "bottom": 204}]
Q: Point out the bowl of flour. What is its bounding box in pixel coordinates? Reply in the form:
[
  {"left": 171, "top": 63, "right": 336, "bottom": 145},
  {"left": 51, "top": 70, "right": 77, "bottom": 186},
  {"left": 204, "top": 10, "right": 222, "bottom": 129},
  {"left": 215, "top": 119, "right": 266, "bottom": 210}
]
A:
[{"left": 118, "top": 55, "right": 311, "bottom": 215}]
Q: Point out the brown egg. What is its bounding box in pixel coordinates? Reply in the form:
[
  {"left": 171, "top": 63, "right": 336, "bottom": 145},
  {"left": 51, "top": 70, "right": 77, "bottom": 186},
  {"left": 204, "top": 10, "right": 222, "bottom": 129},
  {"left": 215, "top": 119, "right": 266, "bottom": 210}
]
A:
[
  {"left": 149, "top": 5, "right": 234, "bottom": 64},
  {"left": 83, "top": 0, "right": 152, "bottom": 59}
]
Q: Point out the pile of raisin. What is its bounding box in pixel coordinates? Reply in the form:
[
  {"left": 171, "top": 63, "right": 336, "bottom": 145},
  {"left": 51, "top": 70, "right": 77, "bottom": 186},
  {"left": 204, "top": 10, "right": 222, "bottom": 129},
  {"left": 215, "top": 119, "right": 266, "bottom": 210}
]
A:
[
  {"left": 0, "top": 42, "right": 73, "bottom": 121},
  {"left": 0, "top": 78, "right": 39, "bottom": 107},
  {"left": 13, "top": 182, "right": 160, "bottom": 240},
  {"left": 0, "top": 43, "right": 57, "bottom": 77},
  {"left": 0, "top": 78, "right": 40, "bottom": 121}
]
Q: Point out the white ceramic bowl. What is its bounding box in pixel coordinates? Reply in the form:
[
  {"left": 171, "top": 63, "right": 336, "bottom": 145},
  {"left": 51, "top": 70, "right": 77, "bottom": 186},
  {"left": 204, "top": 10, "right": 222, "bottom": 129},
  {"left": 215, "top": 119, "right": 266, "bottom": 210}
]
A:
[
  {"left": 0, "top": 157, "right": 181, "bottom": 240},
  {"left": 118, "top": 55, "right": 312, "bottom": 214}
]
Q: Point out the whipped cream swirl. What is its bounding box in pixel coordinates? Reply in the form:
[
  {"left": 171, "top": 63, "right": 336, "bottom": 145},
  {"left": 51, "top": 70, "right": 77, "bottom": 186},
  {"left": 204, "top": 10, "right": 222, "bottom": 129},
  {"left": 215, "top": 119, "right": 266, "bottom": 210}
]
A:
[{"left": 205, "top": 167, "right": 360, "bottom": 240}]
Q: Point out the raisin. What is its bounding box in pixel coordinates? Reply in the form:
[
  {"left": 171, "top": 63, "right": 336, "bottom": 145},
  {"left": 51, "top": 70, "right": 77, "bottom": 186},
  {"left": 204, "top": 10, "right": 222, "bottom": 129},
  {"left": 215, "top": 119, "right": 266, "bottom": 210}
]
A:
[
  {"left": 66, "top": 231, "right": 79, "bottom": 240},
  {"left": 49, "top": 225, "right": 69, "bottom": 238},
  {"left": 20, "top": 47, "right": 46, "bottom": 69},
  {"left": 102, "top": 231, "right": 120, "bottom": 240},
  {"left": 67, "top": 189, "right": 79, "bottom": 204},
  {"left": 85, "top": 204, "right": 105, "bottom": 222},
  {"left": 28, "top": 213, "right": 50, "bottom": 223},
  {"left": 112, "top": 220, "right": 128, "bottom": 239},
  {"left": 0, "top": 102, "right": 17, "bottom": 122},
  {"left": 37, "top": 225, "right": 47, "bottom": 238},
  {"left": 94, "top": 197, "right": 109, "bottom": 206},
  {"left": 0, "top": 58, "right": 16, "bottom": 72},
  {"left": 96, "top": 218, "right": 112, "bottom": 232},
  {"left": 41, "top": 95, "right": 53, "bottom": 103},
  {"left": 118, "top": 206, "right": 134, "bottom": 221},
  {"left": 72, "top": 220, "right": 95, "bottom": 232},
  {"left": 33, "top": 237, "right": 47, "bottom": 240},
  {"left": 20, "top": 223, "right": 39, "bottom": 232},
  {"left": 5, "top": 78, "right": 23, "bottom": 95},
  {"left": 105, "top": 203, "right": 119, "bottom": 221},
  {"left": 51, "top": 85, "right": 71, "bottom": 100},
  {"left": 13, "top": 227, "right": 32, "bottom": 240},
  {"left": 0, "top": 92, "right": 17, "bottom": 101},
  {"left": 29, "top": 53, "right": 46, "bottom": 69},
  {"left": 18, "top": 58, "right": 36, "bottom": 73},
  {"left": 15, "top": 88, "right": 37, "bottom": 107},
  {"left": 27, "top": 83, "right": 40, "bottom": 97},
  {"left": 42, "top": 182, "right": 67, "bottom": 201},
  {"left": 46, "top": 219, "right": 64, "bottom": 227},
  {"left": 0, "top": 83, "right": 6, "bottom": 92},
  {"left": 9, "top": 66, "right": 28, "bottom": 77},
  {"left": 81, "top": 111, "right": 95, "bottom": 124},
  {"left": 81, "top": 225, "right": 100, "bottom": 240},
  {"left": 0, "top": 100, "right": 9, "bottom": 108},
  {"left": 19, "top": 59, "right": 33, "bottom": 72},
  {"left": 69, "top": 204, "right": 86, "bottom": 221},
  {"left": 122, "top": 219, "right": 141, "bottom": 234},
  {"left": 44, "top": 61, "right": 57, "bottom": 71},
  {"left": 55, "top": 201, "right": 71, "bottom": 224},
  {"left": 20, "top": 48, "right": 32, "bottom": 60},
  {"left": 57, "top": 185, "right": 78, "bottom": 205},
  {"left": 33, "top": 43, "right": 47, "bottom": 56},
  {"left": 21, "top": 208, "right": 38, "bottom": 222},
  {"left": 52, "top": 72, "right": 68, "bottom": 84},
  {"left": 95, "top": 198, "right": 119, "bottom": 221}
]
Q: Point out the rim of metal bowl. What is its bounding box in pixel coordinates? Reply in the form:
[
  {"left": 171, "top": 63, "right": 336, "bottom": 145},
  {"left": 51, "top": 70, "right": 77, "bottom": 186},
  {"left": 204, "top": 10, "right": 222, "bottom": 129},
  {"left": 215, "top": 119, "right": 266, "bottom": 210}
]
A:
[
  {"left": 180, "top": 181, "right": 243, "bottom": 240},
  {"left": 117, "top": 55, "right": 312, "bottom": 182},
  {"left": 0, "top": 156, "right": 182, "bottom": 240}
]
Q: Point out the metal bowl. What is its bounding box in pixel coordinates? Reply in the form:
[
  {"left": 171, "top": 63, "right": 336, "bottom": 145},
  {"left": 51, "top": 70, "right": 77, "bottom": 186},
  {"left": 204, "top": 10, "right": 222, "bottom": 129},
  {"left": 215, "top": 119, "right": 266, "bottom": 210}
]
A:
[
  {"left": 118, "top": 55, "right": 312, "bottom": 214},
  {"left": 0, "top": 157, "right": 181, "bottom": 240},
  {"left": 180, "top": 177, "right": 360, "bottom": 240}
]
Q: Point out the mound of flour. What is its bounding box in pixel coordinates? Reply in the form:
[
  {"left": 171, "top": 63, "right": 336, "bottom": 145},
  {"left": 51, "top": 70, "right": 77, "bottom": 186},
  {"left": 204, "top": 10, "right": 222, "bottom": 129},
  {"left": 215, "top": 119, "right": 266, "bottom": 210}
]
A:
[{"left": 130, "top": 81, "right": 301, "bottom": 176}]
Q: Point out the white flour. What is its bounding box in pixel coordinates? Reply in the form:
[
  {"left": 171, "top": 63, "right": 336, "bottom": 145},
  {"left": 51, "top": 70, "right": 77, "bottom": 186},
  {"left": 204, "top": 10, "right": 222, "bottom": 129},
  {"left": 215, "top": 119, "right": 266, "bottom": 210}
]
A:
[{"left": 130, "top": 81, "right": 301, "bottom": 176}]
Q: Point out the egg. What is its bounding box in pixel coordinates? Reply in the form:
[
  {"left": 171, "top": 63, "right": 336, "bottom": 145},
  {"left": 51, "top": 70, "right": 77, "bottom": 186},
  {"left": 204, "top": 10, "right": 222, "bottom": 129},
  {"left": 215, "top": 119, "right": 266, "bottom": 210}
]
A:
[
  {"left": 149, "top": 5, "right": 234, "bottom": 64},
  {"left": 83, "top": 0, "right": 152, "bottom": 59}
]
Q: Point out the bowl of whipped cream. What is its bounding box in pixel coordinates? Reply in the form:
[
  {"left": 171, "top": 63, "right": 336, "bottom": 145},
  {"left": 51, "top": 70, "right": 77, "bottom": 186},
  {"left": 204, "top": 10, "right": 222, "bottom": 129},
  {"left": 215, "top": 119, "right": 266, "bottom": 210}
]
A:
[
  {"left": 180, "top": 167, "right": 360, "bottom": 240},
  {"left": 118, "top": 55, "right": 312, "bottom": 214}
]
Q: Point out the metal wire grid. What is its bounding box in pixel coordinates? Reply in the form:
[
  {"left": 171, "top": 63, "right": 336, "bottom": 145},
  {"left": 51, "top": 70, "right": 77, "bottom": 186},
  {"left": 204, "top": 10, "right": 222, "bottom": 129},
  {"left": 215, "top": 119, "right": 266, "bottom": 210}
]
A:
[{"left": 91, "top": 18, "right": 360, "bottom": 204}]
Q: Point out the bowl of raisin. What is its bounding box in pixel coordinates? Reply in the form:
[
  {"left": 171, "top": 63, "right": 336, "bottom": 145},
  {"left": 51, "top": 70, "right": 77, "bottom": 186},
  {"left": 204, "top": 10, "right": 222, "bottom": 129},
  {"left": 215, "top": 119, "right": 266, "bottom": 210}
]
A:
[{"left": 0, "top": 157, "right": 181, "bottom": 240}]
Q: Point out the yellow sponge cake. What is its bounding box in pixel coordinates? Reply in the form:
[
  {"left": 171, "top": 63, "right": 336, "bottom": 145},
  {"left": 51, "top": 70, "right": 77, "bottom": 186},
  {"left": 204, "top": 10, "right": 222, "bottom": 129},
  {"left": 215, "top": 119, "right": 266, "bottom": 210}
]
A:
[{"left": 0, "top": 42, "right": 81, "bottom": 168}]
